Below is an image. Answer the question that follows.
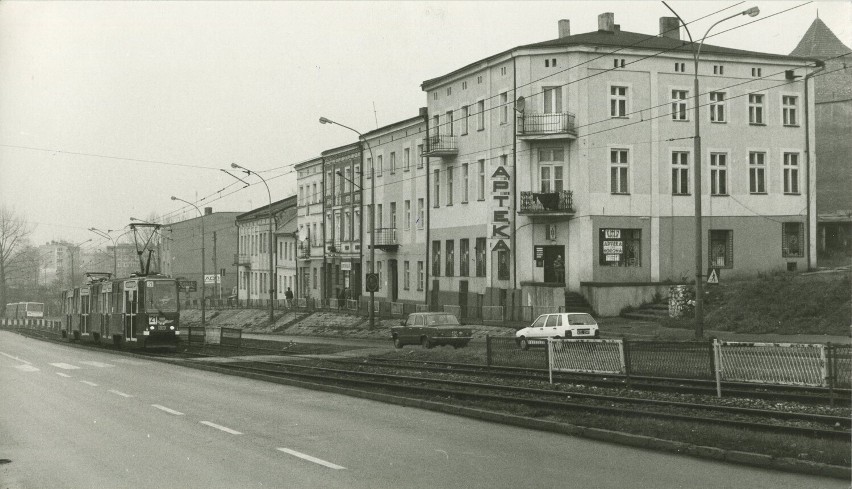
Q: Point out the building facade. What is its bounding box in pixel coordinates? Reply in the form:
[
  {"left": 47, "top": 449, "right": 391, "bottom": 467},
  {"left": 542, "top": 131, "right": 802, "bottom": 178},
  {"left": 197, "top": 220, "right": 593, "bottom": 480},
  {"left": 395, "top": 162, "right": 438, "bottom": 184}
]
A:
[
  {"left": 235, "top": 196, "right": 297, "bottom": 302},
  {"left": 295, "top": 157, "right": 326, "bottom": 301},
  {"left": 275, "top": 215, "right": 298, "bottom": 301}
]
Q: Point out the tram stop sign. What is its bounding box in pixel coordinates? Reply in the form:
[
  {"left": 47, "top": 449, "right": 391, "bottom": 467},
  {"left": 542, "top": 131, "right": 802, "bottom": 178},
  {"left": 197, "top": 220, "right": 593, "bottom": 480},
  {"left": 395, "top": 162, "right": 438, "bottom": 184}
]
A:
[{"left": 365, "top": 273, "right": 379, "bottom": 292}]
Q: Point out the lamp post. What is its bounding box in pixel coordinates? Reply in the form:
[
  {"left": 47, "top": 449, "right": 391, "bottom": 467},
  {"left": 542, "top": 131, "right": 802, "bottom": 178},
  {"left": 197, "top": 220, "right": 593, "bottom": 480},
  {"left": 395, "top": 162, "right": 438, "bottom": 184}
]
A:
[
  {"left": 89, "top": 228, "right": 117, "bottom": 277},
  {"left": 171, "top": 196, "right": 206, "bottom": 328},
  {"left": 663, "top": 3, "right": 759, "bottom": 338},
  {"left": 320, "top": 116, "right": 376, "bottom": 329},
  {"left": 231, "top": 163, "right": 275, "bottom": 327}
]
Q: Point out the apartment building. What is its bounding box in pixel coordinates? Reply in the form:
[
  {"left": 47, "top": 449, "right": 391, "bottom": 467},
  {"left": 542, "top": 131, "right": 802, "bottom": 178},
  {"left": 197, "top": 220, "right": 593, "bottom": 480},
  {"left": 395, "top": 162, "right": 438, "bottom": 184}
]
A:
[
  {"left": 421, "top": 13, "right": 817, "bottom": 314},
  {"left": 235, "top": 196, "right": 296, "bottom": 302},
  {"left": 321, "top": 143, "right": 363, "bottom": 301},
  {"left": 275, "top": 214, "right": 298, "bottom": 301},
  {"left": 360, "top": 111, "right": 429, "bottom": 304},
  {"left": 295, "top": 157, "right": 325, "bottom": 300}
]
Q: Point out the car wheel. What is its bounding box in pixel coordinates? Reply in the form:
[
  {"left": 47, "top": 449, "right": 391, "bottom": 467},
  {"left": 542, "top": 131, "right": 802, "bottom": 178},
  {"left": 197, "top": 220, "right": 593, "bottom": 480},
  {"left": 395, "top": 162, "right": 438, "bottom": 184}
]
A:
[
  {"left": 519, "top": 337, "right": 529, "bottom": 350},
  {"left": 421, "top": 336, "right": 432, "bottom": 349},
  {"left": 393, "top": 337, "right": 403, "bottom": 349}
]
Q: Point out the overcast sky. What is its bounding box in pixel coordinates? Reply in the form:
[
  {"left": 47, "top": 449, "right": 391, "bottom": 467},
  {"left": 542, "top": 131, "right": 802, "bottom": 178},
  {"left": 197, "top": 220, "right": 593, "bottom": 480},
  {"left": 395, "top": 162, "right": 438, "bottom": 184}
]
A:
[{"left": 1, "top": 0, "right": 849, "bottom": 253}]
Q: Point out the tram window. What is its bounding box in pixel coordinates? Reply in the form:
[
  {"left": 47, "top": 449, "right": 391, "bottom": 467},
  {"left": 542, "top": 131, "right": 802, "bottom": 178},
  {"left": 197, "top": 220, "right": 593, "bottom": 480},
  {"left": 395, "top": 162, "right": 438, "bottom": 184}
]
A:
[{"left": 147, "top": 282, "right": 177, "bottom": 312}]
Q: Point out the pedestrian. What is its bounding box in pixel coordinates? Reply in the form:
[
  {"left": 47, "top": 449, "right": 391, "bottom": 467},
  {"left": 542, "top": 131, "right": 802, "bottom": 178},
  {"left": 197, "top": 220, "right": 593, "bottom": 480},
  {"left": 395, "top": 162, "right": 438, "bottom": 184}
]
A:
[
  {"left": 337, "top": 288, "right": 345, "bottom": 310},
  {"left": 554, "top": 255, "right": 564, "bottom": 284},
  {"left": 284, "top": 287, "right": 294, "bottom": 309}
]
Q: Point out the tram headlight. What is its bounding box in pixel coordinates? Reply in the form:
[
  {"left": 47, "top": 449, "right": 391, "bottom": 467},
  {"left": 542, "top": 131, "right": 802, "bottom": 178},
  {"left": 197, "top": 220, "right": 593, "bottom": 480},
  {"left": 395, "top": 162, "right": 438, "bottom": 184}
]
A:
[
  {"left": 149, "top": 325, "right": 155, "bottom": 331},
  {"left": 169, "top": 325, "right": 175, "bottom": 331}
]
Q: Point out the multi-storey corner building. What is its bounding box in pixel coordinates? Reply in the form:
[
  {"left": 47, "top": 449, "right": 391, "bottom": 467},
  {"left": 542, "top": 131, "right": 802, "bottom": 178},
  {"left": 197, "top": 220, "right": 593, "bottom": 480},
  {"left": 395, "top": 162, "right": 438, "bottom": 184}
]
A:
[
  {"left": 361, "top": 111, "right": 429, "bottom": 304},
  {"left": 321, "top": 143, "right": 363, "bottom": 301},
  {"left": 160, "top": 209, "right": 241, "bottom": 301},
  {"left": 421, "top": 12, "right": 818, "bottom": 315},
  {"left": 235, "top": 196, "right": 296, "bottom": 302},
  {"left": 295, "top": 157, "right": 324, "bottom": 300}
]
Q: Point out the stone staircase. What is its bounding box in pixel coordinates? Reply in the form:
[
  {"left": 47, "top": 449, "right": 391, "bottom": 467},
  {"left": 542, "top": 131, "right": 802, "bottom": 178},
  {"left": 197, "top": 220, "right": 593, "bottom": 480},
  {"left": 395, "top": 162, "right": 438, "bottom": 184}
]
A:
[
  {"left": 564, "top": 291, "right": 596, "bottom": 316},
  {"left": 620, "top": 301, "right": 670, "bottom": 322}
]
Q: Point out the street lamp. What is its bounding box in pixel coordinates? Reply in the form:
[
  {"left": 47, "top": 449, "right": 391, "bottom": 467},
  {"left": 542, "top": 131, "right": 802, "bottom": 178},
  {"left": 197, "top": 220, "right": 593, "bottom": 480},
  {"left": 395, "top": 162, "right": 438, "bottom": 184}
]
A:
[
  {"left": 171, "top": 196, "right": 206, "bottom": 328},
  {"left": 663, "top": 3, "right": 759, "bottom": 338},
  {"left": 89, "top": 227, "right": 117, "bottom": 277},
  {"left": 320, "top": 116, "right": 376, "bottom": 329},
  {"left": 231, "top": 162, "right": 275, "bottom": 327}
]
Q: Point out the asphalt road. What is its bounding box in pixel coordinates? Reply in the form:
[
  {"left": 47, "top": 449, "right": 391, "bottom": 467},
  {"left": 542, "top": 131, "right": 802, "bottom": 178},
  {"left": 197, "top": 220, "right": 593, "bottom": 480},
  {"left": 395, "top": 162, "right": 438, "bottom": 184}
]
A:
[{"left": 0, "top": 331, "right": 844, "bottom": 489}]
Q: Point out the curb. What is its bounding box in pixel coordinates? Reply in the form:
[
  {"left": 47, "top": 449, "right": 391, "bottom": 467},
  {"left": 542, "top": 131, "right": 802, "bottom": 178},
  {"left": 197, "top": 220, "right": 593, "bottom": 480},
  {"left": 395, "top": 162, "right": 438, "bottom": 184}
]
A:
[{"left": 170, "top": 357, "right": 850, "bottom": 481}]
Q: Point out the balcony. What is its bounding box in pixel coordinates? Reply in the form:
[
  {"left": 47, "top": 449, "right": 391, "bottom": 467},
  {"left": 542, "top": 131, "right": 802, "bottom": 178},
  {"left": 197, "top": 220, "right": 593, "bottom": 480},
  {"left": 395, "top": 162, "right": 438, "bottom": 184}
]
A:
[
  {"left": 234, "top": 254, "right": 251, "bottom": 267},
  {"left": 369, "top": 227, "right": 399, "bottom": 251},
  {"left": 518, "top": 190, "right": 575, "bottom": 218},
  {"left": 422, "top": 135, "right": 458, "bottom": 158},
  {"left": 297, "top": 244, "right": 311, "bottom": 259},
  {"left": 517, "top": 112, "right": 577, "bottom": 140}
]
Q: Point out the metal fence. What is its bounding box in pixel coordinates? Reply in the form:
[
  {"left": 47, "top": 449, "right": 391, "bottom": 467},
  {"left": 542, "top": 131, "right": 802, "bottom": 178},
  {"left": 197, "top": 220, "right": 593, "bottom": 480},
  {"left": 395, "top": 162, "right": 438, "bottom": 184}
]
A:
[
  {"left": 626, "top": 340, "right": 714, "bottom": 380},
  {"left": 486, "top": 336, "right": 548, "bottom": 369},
  {"left": 716, "top": 340, "right": 828, "bottom": 387},
  {"left": 548, "top": 339, "right": 625, "bottom": 379}
]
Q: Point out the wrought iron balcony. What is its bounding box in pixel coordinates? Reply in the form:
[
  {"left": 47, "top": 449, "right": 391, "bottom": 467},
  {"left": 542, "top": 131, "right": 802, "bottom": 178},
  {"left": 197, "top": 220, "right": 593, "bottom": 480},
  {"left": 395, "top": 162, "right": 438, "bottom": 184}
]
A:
[
  {"left": 369, "top": 227, "right": 399, "bottom": 251},
  {"left": 234, "top": 253, "right": 251, "bottom": 267},
  {"left": 518, "top": 190, "right": 575, "bottom": 217},
  {"left": 297, "top": 244, "right": 311, "bottom": 259},
  {"left": 517, "top": 112, "right": 577, "bottom": 140},
  {"left": 422, "top": 135, "right": 458, "bottom": 157}
]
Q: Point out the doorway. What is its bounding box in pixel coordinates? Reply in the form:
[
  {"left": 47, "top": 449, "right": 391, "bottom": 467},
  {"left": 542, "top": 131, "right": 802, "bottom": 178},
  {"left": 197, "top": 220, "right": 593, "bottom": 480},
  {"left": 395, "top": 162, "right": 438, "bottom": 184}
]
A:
[
  {"left": 389, "top": 260, "right": 398, "bottom": 302},
  {"left": 543, "top": 245, "right": 565, "bottom": 284}
]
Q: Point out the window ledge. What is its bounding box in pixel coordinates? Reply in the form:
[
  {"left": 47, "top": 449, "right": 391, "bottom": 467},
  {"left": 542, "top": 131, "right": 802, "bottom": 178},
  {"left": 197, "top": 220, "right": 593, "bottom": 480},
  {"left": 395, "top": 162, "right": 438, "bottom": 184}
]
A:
[
  {"left": 711, "top": 193, "right": 730, "bottom": 197},
  {"left": 749, "top": 192, "right": 768, "bottom": 195},
  {"left": 749, "top": 123, "right": 766, "bottom": 126},
  {"left": 784, "top": 192, "right": 802, "bottom": 196},
  {"left": 611, "top": 192, "right": 631, "bottom": 196},
  {"left": 672, "top": 119, "right": 690, "bottom": 122},
  {"left": 783, "top": 124, "right": 800, "bottom": 128},
  {"left": 610, "top": 116, "right": 629, "bottom": 119},
  {"left": 710, "top": 120, "right": 727, "bottom": 124},
  {"left": 672, "top": 193, "right": 692, "bottom": 196}
]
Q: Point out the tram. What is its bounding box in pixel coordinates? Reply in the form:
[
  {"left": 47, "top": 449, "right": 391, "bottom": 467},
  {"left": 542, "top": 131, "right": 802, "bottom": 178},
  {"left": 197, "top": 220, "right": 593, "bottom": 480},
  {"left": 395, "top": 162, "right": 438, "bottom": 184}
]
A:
[
  {"left": 4, "top": 302, "right": 45, "bottom": 319},
  {"left": 61, "top": 273, "right": 181, "bottom": 348}
]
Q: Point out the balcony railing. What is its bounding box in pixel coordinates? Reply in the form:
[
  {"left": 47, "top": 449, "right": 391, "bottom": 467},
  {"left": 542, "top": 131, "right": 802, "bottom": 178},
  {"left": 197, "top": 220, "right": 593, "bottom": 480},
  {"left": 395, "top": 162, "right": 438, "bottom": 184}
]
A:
[
  {"left": 517, "top": 112, "right": 577, "bottom": 139},
  {"left": 234, "top": 253, "right": 251, "bottom": 266},
  {"left": 422, "top": 135, "right": 458, "bottom": 157},
  {"left": 371, "top": 227, "right": 399, "bottom": 250},
  {"left": 298, "top": 245, "right": 310, "bottom": 259},
  {"left": 518, "top": 190, "right": 575, "bottom": 216}
]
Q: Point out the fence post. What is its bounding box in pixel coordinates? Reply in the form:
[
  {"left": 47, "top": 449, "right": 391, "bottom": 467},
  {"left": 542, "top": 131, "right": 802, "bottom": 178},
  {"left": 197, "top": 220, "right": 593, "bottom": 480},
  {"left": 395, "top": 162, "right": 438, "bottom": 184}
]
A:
[
  {"left": 713, "top": 338, "right": 722, "bottom": 398},
  {"left": 622, "top": 337, "right": 631, "bottom": 388},
  {"left": 547, "top": 339, "right": 553, "bottom": 384},
  {"left": 819, "top": 343, "right": 828, "bottom": 388},
  {"left": 827, "top": 343, "right": 835, "bottom": 407},
  {"left": 485, "top": 335, "right": 492, "bottom": 367}
]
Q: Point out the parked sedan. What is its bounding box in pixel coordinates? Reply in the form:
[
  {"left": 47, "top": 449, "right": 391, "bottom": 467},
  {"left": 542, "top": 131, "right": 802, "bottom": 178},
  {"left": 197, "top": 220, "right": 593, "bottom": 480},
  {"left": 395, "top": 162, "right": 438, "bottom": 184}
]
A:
[
  {"left": 392, "top": 312, "right": 472, "bottom": 349},
  {"left": 515, "top": 312, "right": 599, "bottom": 349}
]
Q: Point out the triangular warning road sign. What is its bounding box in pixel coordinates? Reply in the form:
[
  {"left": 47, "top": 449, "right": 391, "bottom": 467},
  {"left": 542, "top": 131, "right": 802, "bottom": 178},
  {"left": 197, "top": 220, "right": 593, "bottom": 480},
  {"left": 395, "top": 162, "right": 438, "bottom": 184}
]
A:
[{"left": 707, "top": 268, "right": 719, "bottom": 284}]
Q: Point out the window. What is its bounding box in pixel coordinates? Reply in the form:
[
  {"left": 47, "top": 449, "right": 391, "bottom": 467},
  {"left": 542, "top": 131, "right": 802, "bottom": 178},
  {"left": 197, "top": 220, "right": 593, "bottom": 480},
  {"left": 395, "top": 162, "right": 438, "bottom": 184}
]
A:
[
  {"left": 390, "top": 152, "right": 396, "bottom": 174},
  {"left": 709, "top": 230, "right": 733, "bottom": 268},
  {"left": 477, "top": 100, "right": 485, "bottom": 130},
  {"left": 417, "top": 261, "right": 424, "bottom": 290},
  {"left": 710, "top": 153, "right": 728, "bottom": 196},
  {"left": 447, "top": 166, "right": 454, "bottom": 205},
  {"left": 445, "top": 240, "right": 454, "bottom": 276},
  {"left": 674, "top": 62, "right": 685, "bottom": 72},
  {"left": 671, "top": 151, "right": 690, "bottom": 195},
  {"left": 433, "top": 92, "right": 437, "bottom": 100},
  {"left": 671, "top": 90, "right": 688, "bottom": 121},
  {"left": 377, "top": 261, "right": 383, "bottom": 290},
  {"left": 461, "top": 106, "right": 469, "bottom": 135},
  {"left": 431, "top": 114, "right": 439, "bottom": 138},
  {"left": 354, "top": 208, "right": 360, "bottom": 238},
  {"left": 376, "top": 155, "right": 383, "bottom": 176},
  {"left": 433, "top": 169, "right": 440, "bottom": 207},
  {"left": 462, "top": 163, "right": 469, "bottom": 203},
  {"left": 610, "top": 86, "right": 627, "bottom": 117},
  {"left": 403, "top": 148, "right": 410, "bottom": 172},
  {"left": 783, "top": 152, "right": 800, "bottom": 194},
  {"left": 538, "top": 148, "right": 565, "bottom": 193},
  {"left": 497, "top": 250, "right": 510, "bottom": 280},
  {"left": 462, "top": 81, "right": 467, "bottom": 90},
  {"left": 475, "top": 238, "right": 486, "bottom": 277},
  {"left": 404, "top": 261, "right": 410, "bottom": 290},
  {"left": 709, "top": 92, "right": 725, "bottom": 122},
  {"left": 501, "top": 66, "right": 507, "bottom": 76},
  {"left": 749, "top": 152, "right": 766, "bottom": 194},
  {"left": 599, "top": 228, "right": 642, "bottom": 267},
  {"left": 366, "top": 157, "right": 372, "bottom": 179},
  {"left": 432, "top": 241, "right": 441, "bottom": 276},
  {"left": 782, "top": 222, "right": 804, "bottom": 257},
  {"left": 749, "top": 94, "right": 764, "bottom": 124},
  {"left": 751, "top": 67, "right": 762, "bottom": 77},
  {"left": 446, "top": 110, "right": 454, "bottom": 136},
  {"left": 477, "top": 75, "right": 482, "bottom": 84},
  {"left": 390, "top": 202, "right": 397, "bottom": 229},
  {"left": 543, "top": 87, "right": 562, "bottom": 114},
  {"left": 478, "top": 160, "right": 485, "bottom": 200},
  {"left": 312, "top": 268, "right": 317, "bottom": 289},
  {"left": 500, "top": 92, "right": 508, "bottom": 124},
  {"left": 345, "top": 210, "right": 352, "bottom": 241},
  {"left": 417, "top": 144, "right": 424, "bottom": 168},
  {"left": 714, "top": 65, "right": 724, "bottom": 75},
  {"left": 404, "top": 200, "right": 411, "bottom": 230},
  {"left": 610, "top": 149, "right": 629, "bottom": 194},
  {"left": 782, "top": 96, "right": 798, "bottom": 126},
  {"left": 447, "top": 86, "right": 452, "bottom": 96},
  {"left": 460, "top": 239, "right": 470, "bottom": 276},
  {"left": 417, "top": 198, "right": 424, "bottom": 229},
  {"left": 613, "top": 58, "right": 625, "bottom": 68}
]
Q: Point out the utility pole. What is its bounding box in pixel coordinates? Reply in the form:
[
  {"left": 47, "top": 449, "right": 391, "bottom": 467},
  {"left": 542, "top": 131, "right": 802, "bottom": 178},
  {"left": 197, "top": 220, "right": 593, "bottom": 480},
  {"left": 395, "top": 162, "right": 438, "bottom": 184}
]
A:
[{"left": 213, "top": 231, "right": 218, "bottom": 300}]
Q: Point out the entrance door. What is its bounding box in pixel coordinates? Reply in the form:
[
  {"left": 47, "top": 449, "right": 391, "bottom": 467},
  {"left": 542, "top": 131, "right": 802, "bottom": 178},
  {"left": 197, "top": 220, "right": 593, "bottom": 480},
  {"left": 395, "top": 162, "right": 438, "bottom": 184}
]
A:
[
  {"left": 543, "top": 245, "right": 565, "bottom": 284},
  {"left": 389, "top": 260, "right": 398, "bottom": 302},
  {"left": 124, "top": 287, "right": 137, "bottom": 340},
  {"left": 430, "top": 280, "right": 440, "bottom": 311}
]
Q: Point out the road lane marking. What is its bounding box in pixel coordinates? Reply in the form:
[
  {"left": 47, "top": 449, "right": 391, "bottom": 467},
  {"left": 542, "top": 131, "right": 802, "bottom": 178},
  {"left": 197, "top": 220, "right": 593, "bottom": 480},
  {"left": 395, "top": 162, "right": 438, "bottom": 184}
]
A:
[
  {"left": 1, "top": 352, "right": 32, "bottom": 364},
  {"left": 56, "top": 372, "right": 72, "bottom": 378},
  {"left": 276, "top": 448, "right": 346, "bottom": 470},
  {"left": 15, "top": 365, "right": 40, "bottom": 372},
  {"left": 109, "top": 390, "right": 133, "bottom": 398},
  {"left": 151, "top": 404, "right": 184, "bottom": 416},
  {"left": 50, "top": 363, "right": 80, "bottom": 370},
  {"left": 79, "top": 361, "right": 114, "bottom": 368},
  {"left": 200, "top": 421, "right": 242, "bottom": 435},
  {"left": 80, "top": 380, "right": 98, "bottom": 387}
]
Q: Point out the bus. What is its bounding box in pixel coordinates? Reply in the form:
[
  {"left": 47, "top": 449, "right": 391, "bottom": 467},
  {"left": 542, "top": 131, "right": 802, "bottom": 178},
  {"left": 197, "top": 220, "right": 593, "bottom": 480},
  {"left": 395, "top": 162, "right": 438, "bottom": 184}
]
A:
[{"left": 4, "top": 302, "right": 45, "bottom": 319}]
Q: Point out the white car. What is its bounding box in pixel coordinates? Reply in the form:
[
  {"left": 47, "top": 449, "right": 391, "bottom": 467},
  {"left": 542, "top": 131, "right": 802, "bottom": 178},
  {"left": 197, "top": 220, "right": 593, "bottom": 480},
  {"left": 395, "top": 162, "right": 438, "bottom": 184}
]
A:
[{"left": 515, "top": 312, "right": 599, "bottom": 349}]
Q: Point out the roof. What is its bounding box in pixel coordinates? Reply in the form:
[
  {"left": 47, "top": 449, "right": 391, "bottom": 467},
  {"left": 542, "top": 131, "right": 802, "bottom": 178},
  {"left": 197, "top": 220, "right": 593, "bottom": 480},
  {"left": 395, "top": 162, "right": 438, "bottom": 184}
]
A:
[
  {"left": 790, "top": 18, "right": 852, "bottom": 59},
  {"left": 423, "top": 28, "right": 815, "bottom": 89},
  {"left": 235, "top": 195, "right": 296, "bottom": 222},
  {"left": 362, "top": 110, "right": 428, "bottom": 139}
]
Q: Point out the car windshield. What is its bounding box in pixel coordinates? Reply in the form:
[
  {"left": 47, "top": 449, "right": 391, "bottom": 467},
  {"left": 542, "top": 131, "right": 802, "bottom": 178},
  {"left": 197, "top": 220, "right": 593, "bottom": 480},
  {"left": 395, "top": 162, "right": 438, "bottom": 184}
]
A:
[
  {"left": 567, "top": 313, "right": 596, "bottom": 325},
  {"left": 426, "top": 314, "right": 460, "bottom": 326}
]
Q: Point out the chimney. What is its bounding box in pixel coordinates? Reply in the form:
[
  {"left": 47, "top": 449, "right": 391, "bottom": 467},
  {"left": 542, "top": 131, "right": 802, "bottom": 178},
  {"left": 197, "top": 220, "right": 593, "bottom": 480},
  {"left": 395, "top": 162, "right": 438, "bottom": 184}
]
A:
[
  {"left": 205, "top": 207, "right": 213, "bottom": 215},
  {"left": 598, "top": 12, "right": 615, "bottom": 32},
  {"left": 659, "top": 17, "right": 680, "bottom": 40},
  {"left": 558, "top": 19, "right": 571, "bottom": 38}
]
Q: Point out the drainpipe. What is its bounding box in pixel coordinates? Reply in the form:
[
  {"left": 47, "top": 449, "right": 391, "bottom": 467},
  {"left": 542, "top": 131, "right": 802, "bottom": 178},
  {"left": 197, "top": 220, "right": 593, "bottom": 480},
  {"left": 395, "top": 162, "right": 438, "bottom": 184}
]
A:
[
  {"left": 803, "top": 60, "right": 824, "bottom": 271},
  {"left": 425, "top": 112, "right": 431, "bottom": 309}
]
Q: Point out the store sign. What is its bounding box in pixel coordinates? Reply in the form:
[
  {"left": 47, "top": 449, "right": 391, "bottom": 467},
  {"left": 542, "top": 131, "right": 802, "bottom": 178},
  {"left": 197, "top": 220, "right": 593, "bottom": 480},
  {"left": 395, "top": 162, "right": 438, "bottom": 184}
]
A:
[
  {"left": 341, "top": 262, "right": 352, "bottom": 271},
  {"left": 534, "top": 245, "right": 545, "bottom": 260},
  {"left": 603, "top": 241, "right": 623, "bottom": 254},
  {"left": 204, "top": 274, "right": 220, "bottom": 285},
  {"left": 604, "top": 229, "right": 621, "bottom": 239},
  {"left": 124, "top": 281, "right": 137, "bottom": 290},
  {"left": 490, "top": 165, "right": 512, "bottom": 241}
]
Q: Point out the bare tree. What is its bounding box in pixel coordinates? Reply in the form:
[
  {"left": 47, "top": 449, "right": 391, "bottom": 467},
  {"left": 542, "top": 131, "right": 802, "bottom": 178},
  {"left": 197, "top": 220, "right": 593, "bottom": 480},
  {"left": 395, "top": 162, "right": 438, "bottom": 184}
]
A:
[{"left": 0, "top": 205, "right": 34, "bottom": 307}]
